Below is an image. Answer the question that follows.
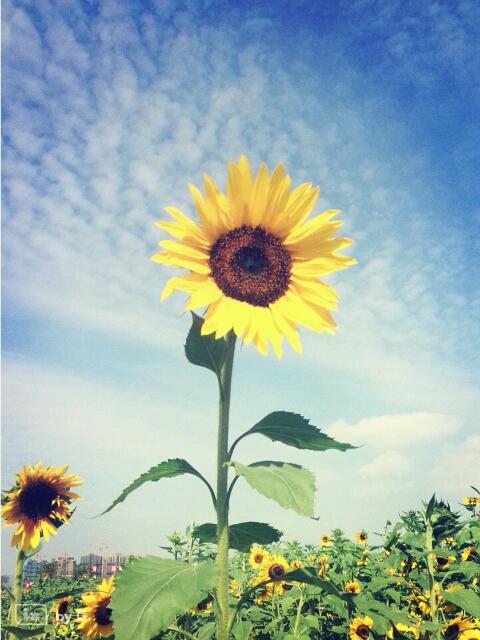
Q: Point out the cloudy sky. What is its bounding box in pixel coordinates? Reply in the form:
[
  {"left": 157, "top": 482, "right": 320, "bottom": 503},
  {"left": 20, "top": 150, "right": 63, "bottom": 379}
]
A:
[{"left": 2, "top": 0, "right": 479, "bottom": 568}]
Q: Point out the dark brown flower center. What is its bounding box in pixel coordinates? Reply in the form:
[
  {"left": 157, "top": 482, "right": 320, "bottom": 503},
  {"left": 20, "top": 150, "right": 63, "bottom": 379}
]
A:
[
  {"left": 197, "top": 596, "right": 213, "bottom": 611},
  {"left": 437, "top": 556, "right": 449, "bottom": 567},
  {"left": 268, "top": 563, "right": 285, "bottom": 579},
  {"left": 94, "top": 598, "right": 112, "bottom": 626},
  {"left": 444, "top": 623, "right": 460, "bottom": 640},
  {"left": 254, "top": 554, "right": 264, "bottom": 564},
  {"left": 356, "top": 624, "right": 370, "bottom": 638},
  {"left": 19, "top": 480, "right": 57, "bottom": 520},
  {"left": 209, "top": 226, "right": 291, "bottom": 307},
  {"left": 58, "top": 600, "right": 69, "bottom": 615}
]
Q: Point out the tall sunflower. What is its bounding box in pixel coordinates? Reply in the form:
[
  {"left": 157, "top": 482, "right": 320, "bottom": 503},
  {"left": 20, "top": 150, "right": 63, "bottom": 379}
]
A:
[
  {"left": 1, "top": 463, "right": 82, "bottom": 550},
  {"left": 76, "top": 576, "right": 115, "bottom": 638},
  {"left": 152, "top": 156, "right": 355, "bottom": 356},
  {"left": 256, "top": 554, "right": 291, "bottom": 595}
]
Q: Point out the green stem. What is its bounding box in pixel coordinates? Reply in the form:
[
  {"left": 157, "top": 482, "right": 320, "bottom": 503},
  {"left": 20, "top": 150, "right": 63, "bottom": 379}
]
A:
[
  {"left": 293, "top": 590, "right": 305, "bottom": 637},
  {"left": 215, "top": 332, "right": 236, "bottom": 640},
  {"left": 7, "top": 549, "right": 26, "bottom": 639},
  {"left": 425, "top": 518, "right": 441, "bottom": 640}
]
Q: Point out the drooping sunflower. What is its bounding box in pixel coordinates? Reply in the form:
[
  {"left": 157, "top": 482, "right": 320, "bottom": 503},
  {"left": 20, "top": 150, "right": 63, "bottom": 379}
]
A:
[
  {"left": 51, "top": 596, "right": 73, "bottom": 622},
  {"left": 75, "top": 576, "right": 115, "bottom": 638},
  {"left": 461, "top": 546, "right": 478, "bottom": 561},
  {"left": 443, "top": 614, "right": 480, "bottom": 640},
  {"left": 434, "top": 554, "right": 456, "bottom": 571},
  {"left": 348, "top": 616, "right": 373, "bottom": 639},
  {"left": 1, "top": 463, "right": 82, "bottom": 550},
  {"left": 191, "top": 595, "right": 214, "bottom": 615},
  {"left": 387, "top": 622, "right": 420, "bottom": 639},
  {"left": 152, "top": 156, "right": 355, "bottom": 356}
]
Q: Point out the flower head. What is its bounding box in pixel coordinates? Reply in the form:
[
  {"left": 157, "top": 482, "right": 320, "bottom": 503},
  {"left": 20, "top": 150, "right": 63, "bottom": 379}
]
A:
[
  {"left": 348, "top": 616, "right": 373, "bottom": 639},
  {"left": 320, "top": 534, "right": 332, "bottom": 547},
  {"left": 249, "top": 545, "right": 267, "bottom": 569},
  {"left": 75, "top": 577, "right": 115, "bottom": 638},
  {"left": 1, "top": 463, "right": 82, "bottom": 550},
  {"left": 462, "top": 496, "right": 480, "bottom": 507},
  {"left": 461, "top": 546, "right": 478, "bottom": 562},
  {"left": 354, "top": 530, "right": 368, "bottom": 546},
  {"left": 344, "top": 580, "right": 361, "bottom": 594},
  {"left": 442, "top": 614, "right": 480, "bottom": 639},
  {"left": 51, "top": 596, "right": 73, "bottom": 622},
  {"left": 256, "top": 554, "right": 290, "bottom": 595},
  {"left": 153, "top": 156, "right": 355, "bottom": 356},
  {"left": 191, "top": 595, "right": 214, "bottom": 615}
]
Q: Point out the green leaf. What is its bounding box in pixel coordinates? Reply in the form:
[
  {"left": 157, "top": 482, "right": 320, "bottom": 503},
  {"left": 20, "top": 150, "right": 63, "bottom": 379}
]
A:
[
  {"left": 230, "top": 461, "right": 316, "bottom": 518},
  {"left": 111, "top": 556, "right": 217, "bottom": 640},
  {"left": 99, "top": 459, "right": 207, "bottom": 516},
  {"left": 282, "top": 567, "right": 344, "bottom": 599},
  {"left": 2, "top": 627, "right": 46, "bottom": 639},
  {"left": 232, "top": 620, "right": 254, "bottom": 640},
  {"left": 441, "top": 587, "right": 480, "bottom": 618},
  {"left": 193, "top": 521, "right": 282, "bottom": 551},
  {"left": 197, "top": 621, "right": 216, "bottom": 640},
  {"left": 355, "top": 598, "right": 413, "bottom": 626},
  {"left": 236, "top": 411, "right": 354, "bottom": 453},
  {"left": 185, "top": 312, "right": 226, "bottom": 376}
]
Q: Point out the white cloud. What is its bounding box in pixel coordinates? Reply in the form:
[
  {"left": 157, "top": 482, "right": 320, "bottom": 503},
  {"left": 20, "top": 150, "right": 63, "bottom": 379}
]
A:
[
  {"left": 327, "top": 413, "right": 459, "bottom": 450},
  {"left": 359, "top": 450, "right": 410, "bottom": 478}
]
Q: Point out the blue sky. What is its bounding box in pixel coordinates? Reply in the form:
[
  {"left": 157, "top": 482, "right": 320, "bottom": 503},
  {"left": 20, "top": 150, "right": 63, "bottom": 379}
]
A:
[{"left": 2, "top": 0, "right": 479, "bottom": 567}]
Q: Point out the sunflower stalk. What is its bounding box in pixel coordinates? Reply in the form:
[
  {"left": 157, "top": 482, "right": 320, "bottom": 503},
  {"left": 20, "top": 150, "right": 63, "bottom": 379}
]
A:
[
  {"left": 424, "top": 516, "right": 441, "bottom": 640},
  {"left": 6, "top": 548, "right": 26, "bottom": 640},
  {"left": 215, "top": 331, "right": 236, "bottom": 640}
]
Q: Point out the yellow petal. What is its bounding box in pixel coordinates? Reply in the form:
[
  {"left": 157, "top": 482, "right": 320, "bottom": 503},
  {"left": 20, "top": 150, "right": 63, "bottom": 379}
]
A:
[{"left": 185, "top": 279, "right": 222, "bottom": 310}]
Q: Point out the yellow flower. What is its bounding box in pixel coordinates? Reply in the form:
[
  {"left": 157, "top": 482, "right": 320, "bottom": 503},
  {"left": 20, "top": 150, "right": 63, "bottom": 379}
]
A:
[
  {"left": 354, "top": 530, "right": 368, "bottom": 545},
  {"left": 254, "top": 584, "right": 273, "bottom": 603},
  {"left": 434, "top": 554, "right": 456, "bottom": 570},
  {"left": 257, "top": 554, "right": 291, "bottom": 595},
  {"left": 320, "top": 534, "right": 332, "bottom": 547},
  {"left": 152, "top": 156, "right": 355, "bottom": 356},
  {"left": 357, "top": 552, "right": 369, "bottom": 566},
  {"left": 290, "top": 559, "right": 305, "bottom": 569},
  {"left": 317, "top": 554, "right": 328, "bottom": 578},
  {"left": 1, "top": 463, "right": 82, "bottom": 550},
  {"left": 386, "top": 623, "right": 420, "bottom": 639},
  {"left": 443, "top": 614, "right": 480, "bottom": 639},
  {"left": 349, "top": 616, "right": 373, "bottom": 639},
  {"left": 462, "top": 497, "right": 480, "bottom": 507},
  {"left": 345, "top": 580, "right": 361, "bottom": 594},
  {"left": 51, "top": 596, "right": 73, "bottom": 622},
  {"left": 191, "top": 596, "right": 214, "bottom": 615},
  {"left": 249, "top": 545, "right": 268, "bottom": 569},
  {"left": 229, "top": 579, "right": 241, "bottom": 598},
  {"left": 75, "top": 576, "right": 115, "bottom": 638},
  {"left": 461, "top": 546, "right": 478, "bottom": 561},
  {"left": 413, "top": 583, "right": 442, "bottom": 616},
  {"left": 443, "top": 537, "right": 456, "bottom": 547}
]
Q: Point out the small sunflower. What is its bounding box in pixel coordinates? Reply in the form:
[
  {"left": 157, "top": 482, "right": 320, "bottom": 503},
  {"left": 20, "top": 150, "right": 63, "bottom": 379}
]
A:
[
  {"left": 461, "top": 546, "right": 478, "bottom": 561},
  {"left": 387, "top": 623, "right": 420, "bottom": 639},
  {"left": 344, "top": 580, "right": 361, "bottom": 594},
  {"left": 257, "top": 554, "right": 290, "bottom": 595},
  {"left": 435, "top": 554, "right": 456, "bottom": 571},
  {"left": 290, "top": 559, "right": 305, "bottom": 570},
  {"left": 254, "top": 584, "right": 273, "bottom": 604},
  {"left": 317, "top": 554, "right": 329, "bottom": 578},
  {"left": 462, "top": 497, "right": 480, "bottom": 507},
  {"left": 443, "top": 614, "right": 480, "bottom": 639},
  {"left": 319, "top": 534, "right": 332, "bottom": 547},
  {"left": 1, "top": 463, "right": 82, "bottom": 550},
  {"left": 354, "top": 530, "right": 368, "bottom": 546},
  {"left": 152, "top": 156, "right": 356, "bottom": 356},
  {"left": 75, "top": 576, "right": 114, "bottom": 638},
  {"left": 191, "top": 595, "right": 214, "bottom": 615},
  {"left": 348, "top": 616, "right": 373, "bottom": 639},
  {"left": 248, "top": 545, "right": 267, "bottom": 569},
  {"left": 229, "top": 579, "right": 241, "bottom": 598},
  {"left": 51, "top": 596, "right": 73, "bottom": 622}
]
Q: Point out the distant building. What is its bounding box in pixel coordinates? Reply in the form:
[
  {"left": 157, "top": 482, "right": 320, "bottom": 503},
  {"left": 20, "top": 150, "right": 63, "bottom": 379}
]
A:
[
  {"left": 53, "top": 556, "right": 76, "bottom": 578},
  {"left": 23, "top": 559, "right": 50, "bottom": 581},
  {"left": 79, "top": 553, "right": 103, "bottom": 578}
]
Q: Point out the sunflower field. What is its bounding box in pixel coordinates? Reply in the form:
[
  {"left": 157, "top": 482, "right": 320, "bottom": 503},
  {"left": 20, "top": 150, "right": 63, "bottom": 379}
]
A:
[{"left": 1, "top": 495, "right": 480, "bottom": 640}]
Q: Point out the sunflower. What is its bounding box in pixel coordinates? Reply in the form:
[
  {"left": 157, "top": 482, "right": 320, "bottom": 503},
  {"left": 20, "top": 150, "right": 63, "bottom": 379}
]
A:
[
  {"left": 1, "top": 463, "right": 82, "bottom": 550},
  {"left": 152, "top": 156, "right": 355, "bottom": 356},
  {"left": 435, "top": 554, "right": 456, "bottom": 571},
  {"left": 229, "top": 579, "right": 241, "bottom": 598},
  {"left": 443, "top": 614, "right": 480, "bottom": 639},
  {"left": 254, "top": 584, "right": 273, "bottom": 604},
  {"left": 51, "top": 596, "right": 73, "bottom": 622},
  {"left": 317, "top": 554, "right": 328, "bottom": 578},
  {"left": 348, "top": 616, "right": 373, "bottom": 639},
  {"left": 462, "top": 497, "right": 480, "bottom": 507},
  {"left": 249, "top": 545, "right": 267, "bottom": 569},
  {"left": 75, "top": 576, "right": 115, "bottom": 638},
  {"left": 257, "top": 554, "right": 290, "bottom": 595},
  {"left": 387, "top": 623, "right": 420, "bottom": 639},
  {"left": 191, "top": 595, "right": 214, "bottom": 615},
  {"left": 461, "top": 546, "right": 478, "bottom": 561},
  {"left": 344, "top": 580, "right": 361, "bottom": 594},
  {"left": 354, "top": 530, "right": 368, "bottom": 545},
  {"left": 319, "top": 534, "right": 332, "bottom": 547}
]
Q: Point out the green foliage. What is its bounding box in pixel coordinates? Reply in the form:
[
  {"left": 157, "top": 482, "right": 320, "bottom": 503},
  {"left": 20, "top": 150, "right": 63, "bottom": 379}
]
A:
[
  {"left": 193, "top": 522, "right": 283, "bottom": 552},
  {"left": 111, "top": 556, "right": 217, "bottom": 640},
  {"left": 184, "top": 312, "right": 226, "bottom": 376},
  {"left": 230, "top": 461, "right": 316, "bottom": 518},
  {"left": 441, "top": 587, "right": 480, "bottom": 618},
  {"left": 100, "top": 459, "right": 210, "bottom": 515},
  {"left": 234, "top": 411, "right": 354, "bottom": 453}
]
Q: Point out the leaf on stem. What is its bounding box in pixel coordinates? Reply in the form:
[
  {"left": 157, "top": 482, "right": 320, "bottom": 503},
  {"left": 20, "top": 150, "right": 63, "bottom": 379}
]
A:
[
  {"left": 230, "top": 461, "right": 316, "bottom": 518},
  {"left": 185, "top": 312, "right": 226, "bottom": 376},
  {"left": 99, "top": 459, "right": 208, "bottom": 516},
  {"left": 193, "top": 521, "right": 282, "bottom": 551},
  {"left": 111, "top": 556, "right": 217, "bottom": 640}
]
